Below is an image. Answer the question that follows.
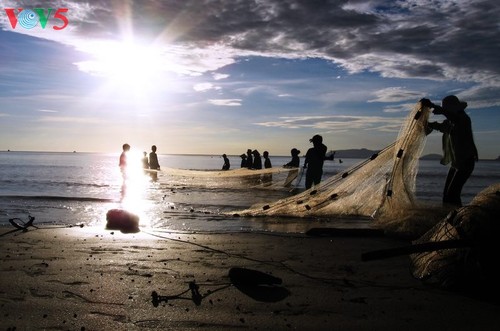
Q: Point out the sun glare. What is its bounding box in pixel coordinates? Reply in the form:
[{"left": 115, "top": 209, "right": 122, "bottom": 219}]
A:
[
  {"left": 109, "top": 43, "right": 163, "bottom": 88},
  {"left": 81, "top": 40, "right": 171, "bottom": 95},
  {"left": 119, "top": 149, "right": 154, "bottom": 227}
]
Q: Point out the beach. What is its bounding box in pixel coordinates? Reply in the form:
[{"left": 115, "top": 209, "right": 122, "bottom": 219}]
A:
[
  {"left": 1, "top": 152, "right": 500, "bottom": 330},
  {"left": 2, "top": 225, "right": 500, "bottom": 330}
]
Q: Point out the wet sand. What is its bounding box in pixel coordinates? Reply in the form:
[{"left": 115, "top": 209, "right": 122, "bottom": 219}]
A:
[{"left": 1, "top": 225, "right": 500, "bottom": 330}]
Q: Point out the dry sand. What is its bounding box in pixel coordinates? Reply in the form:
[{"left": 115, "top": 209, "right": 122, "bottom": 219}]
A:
[{"left": 1, "top": 225, "right": 500, "bottom": 330}]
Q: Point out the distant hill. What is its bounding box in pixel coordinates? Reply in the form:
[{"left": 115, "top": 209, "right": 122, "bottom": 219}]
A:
[{"left": 334, "top": 148, "right": 378, "bottom": 159}]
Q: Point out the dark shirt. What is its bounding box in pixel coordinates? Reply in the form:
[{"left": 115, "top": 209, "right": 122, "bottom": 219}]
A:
[
  {"left": 284, "top": 156, "right": 300, "bottom": 168},
  {"left": 253, "top": 156, "right": 262, "bottom": 169},
  {"left": 264, "top": 157, "right": 272, "bottom": 169},
  {"left": 428, "top": 109, "right": 478, "bottom": 168},
  {"left": 246, "top": 152, "right": 253, "bottom": 169},
  {"left": 304, "top": 143, "right": 327, "bottom": 172},
  {"left": 240, "top": 158, "right": 247, "bottom": 168},
  {"left": 149, "top": 152, "right": 160, "bottom": 170},
  {"left": 222, "top": 157, "right": 230, "bottom": 170}
]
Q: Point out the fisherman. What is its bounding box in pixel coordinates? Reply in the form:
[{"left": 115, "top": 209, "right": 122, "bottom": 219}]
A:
[
  {"left": 284, "top": 148, "right": 301, "bottom": 168},
  {"left": 246, "top": 149, "right": 253, "bottom": 169},
  {"left": 149, "top": 145, "right": 161, "bottom": 170},
  {"left": 119, "top": 143, "right": 130, "bottom": 179},
  {"left": 263, "top": 151, "right": 272, "bottom": 169},
  {"left": 240, "top": 154, "right": 247, "bottom": 168},
  {"left": 304, "top": 135, "right": 328, "bottom": 189},
  {"left": 421, "top": 96, "right": 478, "bottom": 207},
  {"left": 222, "top": 154, "right": 230, "bottom": 170},
  {"left": 252, "top": 150, "right": 262, "bottom": 169},
  {"left": 148, "top": 145, "right": 161, "bottom": 181}
]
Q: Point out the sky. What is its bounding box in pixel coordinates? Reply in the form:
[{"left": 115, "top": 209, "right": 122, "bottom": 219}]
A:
[{"left": 0, "top": 0, "right": 499, "bottom": 159}]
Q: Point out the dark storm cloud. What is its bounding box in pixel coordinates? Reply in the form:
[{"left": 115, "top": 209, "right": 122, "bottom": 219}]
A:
[{"left": 3, "top": 0, "right": 499, "bottom": 90}]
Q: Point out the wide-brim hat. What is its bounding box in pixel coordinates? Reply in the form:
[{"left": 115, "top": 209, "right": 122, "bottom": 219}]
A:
[{"left": 442, "top": 95, "right": 467, "bottom": 111}]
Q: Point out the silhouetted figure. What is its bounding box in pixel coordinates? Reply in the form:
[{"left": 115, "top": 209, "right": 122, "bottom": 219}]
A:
[
  {"left": 263, "top": 151, "right": 272, "bottom": 168},
  {"left": 149, "top": 145, "right": 160, "bottom": 181},
  {"left": 284, "top": 148, "right": 301, "bottom": 168},
  {"left": 252, "top": 150, "right": 262, "bottom": 169},
  {"left": 119, "top": 143, "right": 130, "bottom": 178},
  {"left": 222, "top": 154, "right": 230, "bottom": 170},
  {"left": 262, "top": 151, "right": 272, "bottom": 185},
  {"left": 149, "top": 145, "right": 160, "bottom": 170},
  {"left": 246, "top": 149, "right": 253, "bottom": 169},
  {"left": 119, "top": 143, "right": 131, "bottom": 199},
  {"left": 240, "top": 154, "right": 247, "bottom": 168},
  {"left": 304, "top": 135, "right": 328, "bottom": 189},
  {"left": 422, "top": 96, "right": 478, "bottom": 207},
  {"left": 142, "top": 151, "right": 149, "bottom": 169}
]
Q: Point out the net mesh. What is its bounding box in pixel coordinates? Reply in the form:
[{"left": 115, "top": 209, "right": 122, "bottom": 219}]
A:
[
  {"left": 233, "top": 102, "right": 432, "bottom": 224},
  {"left": 158, "top": 166, "right": 301, "bottom": 190},
  {"left": 409, "top": 183, "right": 500, "bottom": 289}
]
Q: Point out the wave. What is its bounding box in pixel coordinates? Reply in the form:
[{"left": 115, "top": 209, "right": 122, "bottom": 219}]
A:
[
  {"left": 0, "top": 179, "right": 111, "bottom": 188},
  {"left": 0, "top": 195, "right": 116, "bottom": 203}
]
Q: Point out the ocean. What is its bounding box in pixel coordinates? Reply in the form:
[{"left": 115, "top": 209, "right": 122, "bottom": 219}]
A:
[{"left": 0, "top": 151, "right": 498, "bottom": 234}]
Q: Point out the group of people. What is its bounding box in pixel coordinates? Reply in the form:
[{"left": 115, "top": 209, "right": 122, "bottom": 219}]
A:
[
  {"left": 236, "top": 149, "right": 272, "bottom": 170},
  {"left": 119, "top": 144, "right": 161, "bottom": 180},
  {"left": 119, "top": 95, "right": 477, "bottom": 207},
  {"left": 220, "top": 135, "right": 331, "bottom": 190},
  {"left": 280, "top": 95, "right": 478, "bottom": 205},
  {"left": 296, "top": 95, "right": 478, "bottom": 206},
  {"left": 221, "top": 149, "right": 273, "bottom": 171},
  {"left": 142, "top": 145, "right": 161, "bottom": 171}
]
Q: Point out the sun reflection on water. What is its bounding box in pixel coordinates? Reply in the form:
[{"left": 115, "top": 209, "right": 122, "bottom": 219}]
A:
[{"left": 118, "top": 150, "right": 156, "bottom": 228}]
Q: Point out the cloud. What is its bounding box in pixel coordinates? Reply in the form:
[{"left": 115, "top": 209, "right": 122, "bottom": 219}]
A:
[
  {"left": 208, "top": 99, "right": 242, "bottom": 106},
  {"left": 36, "top": 116, "right": 101, "bottom": 124},
  {"left": 213, "top": 73, "right": 229, "bottom": 80},
  {"left": 37, "top": 109, "right": 58, "bottom": 113},
  {"left": 455, "top": 84, "right": 500, "bottom": 108},
  {"left": 193, "top": 82, "right": 216, "bottom": 92},
  {"left": 369, "top": 87, "right": 424, "bottom": 103},
  {"left": 382, "top": 103, "right": 418, "bottom": 114},
  {"left": 1, "top": 0, "right": 499, "bottom": 105},
  {"left": 254, "top": 114, "right": 404, "bottom": 132}
]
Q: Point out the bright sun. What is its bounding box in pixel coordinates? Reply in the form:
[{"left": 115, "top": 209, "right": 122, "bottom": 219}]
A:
[
  {"left": 78, "top": 40, "right": 171, "bottom": 95},
  {"left": 102, "top": 42, "right": 165, "bottom": 89}
]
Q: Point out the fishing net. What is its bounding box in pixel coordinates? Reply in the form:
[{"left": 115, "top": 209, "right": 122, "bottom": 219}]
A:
[
  {"left": 409, "top": 183, "right": 500, "bottom": 291},
  {"left": 158, "top": 166, "right": 301, "bottom": 190},
  {"left": 233, "top": 101, "right": 432, "bottom": 224}
]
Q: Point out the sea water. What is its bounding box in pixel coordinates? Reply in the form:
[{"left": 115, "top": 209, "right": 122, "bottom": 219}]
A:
[{"left": 0, "top": 151, "right": 498, "bottom": 233}]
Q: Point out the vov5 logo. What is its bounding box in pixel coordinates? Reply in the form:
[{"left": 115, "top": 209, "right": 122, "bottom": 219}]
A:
[{"left": 4, "top": 8, "right": 69, "bottom": 30}]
